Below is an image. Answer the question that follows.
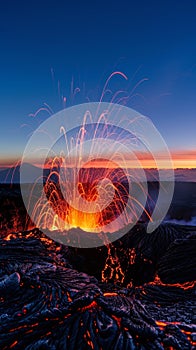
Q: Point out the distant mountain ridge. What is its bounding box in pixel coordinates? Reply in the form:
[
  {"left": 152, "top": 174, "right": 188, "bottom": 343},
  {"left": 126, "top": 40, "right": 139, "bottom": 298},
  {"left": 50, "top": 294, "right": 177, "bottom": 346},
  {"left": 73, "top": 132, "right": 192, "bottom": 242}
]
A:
[{"left": 0, "top": 165, "right": 195, "bottom": 183}]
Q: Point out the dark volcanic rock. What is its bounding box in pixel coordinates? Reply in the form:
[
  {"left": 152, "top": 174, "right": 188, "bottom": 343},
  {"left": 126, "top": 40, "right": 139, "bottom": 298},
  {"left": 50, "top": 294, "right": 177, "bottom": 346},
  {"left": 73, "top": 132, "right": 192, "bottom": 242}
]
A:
[
  {"left": 68, "top": 223, "right": 196, "bottom": 286},
  {"left": 158, "top": 232, "right": 196, "bottom": 284},
  {"left": 0, "top": 225, "right": 195, "bottom": 349},
  {"left": 0, "top": 272, "right": 20, "bottom": 296}
]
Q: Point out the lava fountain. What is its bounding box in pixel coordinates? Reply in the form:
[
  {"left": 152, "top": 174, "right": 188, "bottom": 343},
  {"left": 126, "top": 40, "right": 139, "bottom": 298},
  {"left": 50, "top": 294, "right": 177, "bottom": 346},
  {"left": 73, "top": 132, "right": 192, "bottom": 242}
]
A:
[
  {"left": 20, "top": 102, "right": 174, "bottom": 247},
  {"left": 42, "top": 158, "right": 130, "bottom": 233}
]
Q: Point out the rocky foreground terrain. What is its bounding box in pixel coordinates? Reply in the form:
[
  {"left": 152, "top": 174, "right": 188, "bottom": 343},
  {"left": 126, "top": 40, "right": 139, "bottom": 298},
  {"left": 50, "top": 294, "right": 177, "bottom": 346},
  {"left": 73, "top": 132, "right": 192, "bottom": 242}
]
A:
[{"left": 0, "top": 223, "right": 195, "bottom": 349}]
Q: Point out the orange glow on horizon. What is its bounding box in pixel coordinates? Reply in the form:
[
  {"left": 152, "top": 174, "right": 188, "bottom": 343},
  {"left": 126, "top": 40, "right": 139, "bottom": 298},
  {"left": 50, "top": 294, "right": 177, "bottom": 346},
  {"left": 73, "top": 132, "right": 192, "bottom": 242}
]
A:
[
  {"left": 31, "top": 149, "right": 196, "bottom": 169},
  {"left": 0, "top": 150, "right": 195, "bottom": 169}
]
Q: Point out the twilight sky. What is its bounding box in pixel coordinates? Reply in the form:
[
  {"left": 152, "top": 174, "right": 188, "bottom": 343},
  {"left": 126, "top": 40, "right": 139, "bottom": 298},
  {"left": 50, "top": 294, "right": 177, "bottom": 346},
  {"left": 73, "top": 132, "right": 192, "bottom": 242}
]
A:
[{"left": 0, "top": 0, "right": 195, "bottom": 167}]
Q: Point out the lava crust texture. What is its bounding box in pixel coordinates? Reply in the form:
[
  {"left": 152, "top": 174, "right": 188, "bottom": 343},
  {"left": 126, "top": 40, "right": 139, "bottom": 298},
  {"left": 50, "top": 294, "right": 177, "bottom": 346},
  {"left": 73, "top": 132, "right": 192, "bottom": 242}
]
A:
[{"left": 0, "top": 224, "right": 195, "bottom": 349}]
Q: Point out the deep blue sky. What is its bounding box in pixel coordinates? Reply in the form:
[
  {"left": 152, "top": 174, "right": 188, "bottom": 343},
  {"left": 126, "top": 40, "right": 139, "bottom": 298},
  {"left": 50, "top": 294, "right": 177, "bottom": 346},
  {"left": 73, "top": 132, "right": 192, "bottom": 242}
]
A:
[{"left": 0, "top": 0, "right": 196, "bottom": 163}]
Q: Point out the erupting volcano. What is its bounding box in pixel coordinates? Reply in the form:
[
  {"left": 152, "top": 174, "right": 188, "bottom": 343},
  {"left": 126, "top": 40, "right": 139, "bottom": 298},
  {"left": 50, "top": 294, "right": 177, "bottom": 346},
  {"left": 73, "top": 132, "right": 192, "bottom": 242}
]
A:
[
  {"left": 39, "top": 160, "right": 130, "bottom": 233},
  {"left": 0, "top": 103, "right": 195, "bottom": 349},
  {"left": 20, "top": 102, "right": 174, "bottom": 248},
  {"left": 1, "top": 0, "right": 196, "bottom": 347}
]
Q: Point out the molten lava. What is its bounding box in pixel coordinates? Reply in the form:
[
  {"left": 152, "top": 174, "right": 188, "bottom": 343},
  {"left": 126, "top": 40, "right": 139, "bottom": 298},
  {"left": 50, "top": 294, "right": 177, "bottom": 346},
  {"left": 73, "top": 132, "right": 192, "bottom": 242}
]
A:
[
  {"left": 36, "top": 159, "right": 131, "bottom": 233},
  {"left": 51, "top": 207, "right": 101, "bottom": 232}
]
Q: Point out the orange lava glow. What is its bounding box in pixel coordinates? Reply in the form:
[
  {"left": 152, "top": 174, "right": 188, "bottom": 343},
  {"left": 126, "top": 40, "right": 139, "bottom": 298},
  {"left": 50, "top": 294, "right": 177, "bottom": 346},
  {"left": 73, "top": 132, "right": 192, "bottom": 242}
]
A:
[
  {"left": 112, "top": 315, "right": 122, "bottom": 328},
  {"left": 156, "top": 320, "right": 196, "bottom": 347},
  {"left": 103, "top": 292, "right": 118, "bottom": 297},
  {"left": 51, "top": 208, "right": 101, "bottom": 233},
  {"left": 78, "top": 301, "right": 98, "bottom": 312},
  {"left": 31, "top": 159, "right": 133, "bottom": 234},
  {"left": 149, "top": 275, "right": 196, "bottom": 290}
]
